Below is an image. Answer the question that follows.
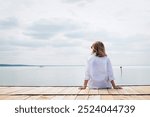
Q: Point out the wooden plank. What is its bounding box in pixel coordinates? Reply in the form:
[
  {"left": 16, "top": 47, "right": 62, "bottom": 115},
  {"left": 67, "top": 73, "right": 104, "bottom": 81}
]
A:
[
  {"left": 3, "top": 95, "right": 147, "bottom": 100},
  {"left": 76, "top": 95, "right": 89, "bottom": 100},
  {"left": 0, "top": 86, "right": 150, "bottom": 100},
  {"left": 141, "top": 86, "right": 150, "bottom": 94},
  {"left": 32, "top": 87, "right": 56, "bottom": 94},
  {"left": 142, "top": 96, "right": 150, "bottom": 100},
  {"left": 101, "top": 95, "right": 114, "bottom": 100},
  {"left": 38, "top": 87, "right": 67, "bottom": 94},
  {"left": 51, "top": 95, "right": 76, "bottom": 100},
  {"left": 116, "top": 88, "right": 128, "bottom": 94},
  {"left": 78, "top": 88, "right": 89, "bottom": 94},
  {"left": 10, "top": 87, "right": 36, "bottom": 94},
  {"left": 24, "top": 96, "right": 41, "bottom": 100},
  {"left": 105, "top": 95, "right": 150, "bottom": 100},
  {"left": 125, "top": 95, "right": 147, "bottom": 100},
  {"left": 107, "top": 89, "right": 119, "bottom": 94},
  {"left": 89, "top": 89, "right": 99, "bottom": 94},
  {"left": 98, "top": 89, "right": 109, "bottom": 94},
  {"left": 51, "top": 96, "right": 65, "bottom": 100},
  {"left": 26, "top": 96, "right": 53, "bottom": 100},
  {"left": 69, "top": 87, "right": 80, "bottom": 94},
  {"left": 112, "top": 95, "right": 130, "bottom": 100},
  {"left": 18, "top": 87, "right": 66, "bottom": 94},
  {"left": 37, "top": 96, "right": 54, "bottom": 100},
  {"left": 27, "top": 87, "right": 53, "bottom": 94},
  {"left": 0, "top": 87, "right": 10, "bottom": 90},
  {"left": 0, "top": 87, "right": 30, "bottom": 94},
  {"left": 131, "top": 86, "right": 150, "bottom": 94},
  {"left": 1, "top": 96, "right": 29, "bottom": 100},
  {"left": 0, "top": 95, "right": 11, "bottom": 100},
  {"left": 57, "top": 87, "right": 75, "bottom": 94},
  {"left": 51, "top": 95, "right": 77, "bottom": 100},
  {"left": 88, "top": 95, "right": 101, "bottom": 100},
  {"left": 129, "top": 86, "right": 143, "bottom": 94},
  {"left": 124, "top": 87, "right": 139, "bottom": 94},
  {"left": 62, "top": 95, "right": 76, "bottom": 100},
  {"left": 57, "top": 87, "right": 80, "bottom": 94}
]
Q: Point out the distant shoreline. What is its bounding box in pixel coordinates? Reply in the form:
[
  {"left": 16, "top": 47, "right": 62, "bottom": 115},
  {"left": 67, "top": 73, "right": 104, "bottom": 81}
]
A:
[
  {"left": 0, "top": 64, "right": 84, "bottom": 67},
  {"left": 0, "top": 64, "right": 150, "bottom": 67}
]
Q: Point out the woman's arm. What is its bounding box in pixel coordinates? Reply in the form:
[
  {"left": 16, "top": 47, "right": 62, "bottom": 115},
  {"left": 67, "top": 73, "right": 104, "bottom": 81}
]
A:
[
  {"left": 79, "top": 59, "right": 90, "bottom": 90},
  {"left": 107, "top": 58, "right": 122, "bottom": 89},
  {"left": 79, "top": 80, "right": 89, "bottom": 90}
]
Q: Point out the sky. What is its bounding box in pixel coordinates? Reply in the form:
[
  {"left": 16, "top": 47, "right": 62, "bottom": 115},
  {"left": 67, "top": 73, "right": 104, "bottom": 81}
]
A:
[{"left": 0, "top": 0, "right": 150, "bottom": 66}]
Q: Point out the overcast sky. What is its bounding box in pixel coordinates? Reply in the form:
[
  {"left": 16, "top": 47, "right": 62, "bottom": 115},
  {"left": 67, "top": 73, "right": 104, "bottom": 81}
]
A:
[{"left": 0, "top": 0, "right": 150, "bottom": 65}]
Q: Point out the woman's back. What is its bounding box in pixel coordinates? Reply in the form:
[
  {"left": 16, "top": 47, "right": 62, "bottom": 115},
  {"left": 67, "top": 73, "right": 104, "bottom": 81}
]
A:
[
  {"left": 86, "top": 55, "right": 114, "bottom": 88},
  {"left": 89, "top": 55, "right": 107, "bottom": 80}
]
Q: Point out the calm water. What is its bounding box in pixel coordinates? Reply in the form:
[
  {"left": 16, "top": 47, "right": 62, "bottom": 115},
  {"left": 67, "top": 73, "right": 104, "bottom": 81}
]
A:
[{"left": 0, "top": 66, "right": 150, "bottom": 86}]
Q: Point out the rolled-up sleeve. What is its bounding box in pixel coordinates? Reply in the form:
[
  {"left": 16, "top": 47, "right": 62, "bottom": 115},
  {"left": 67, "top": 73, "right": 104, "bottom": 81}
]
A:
[{"left": 107, "top": 58, "right": 115, "bottom": 81}]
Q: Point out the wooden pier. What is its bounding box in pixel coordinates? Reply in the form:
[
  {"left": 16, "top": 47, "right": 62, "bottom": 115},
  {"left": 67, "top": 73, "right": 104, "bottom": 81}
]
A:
[{"left": 0, "top": 86, "right": 150, "bottom": 100}]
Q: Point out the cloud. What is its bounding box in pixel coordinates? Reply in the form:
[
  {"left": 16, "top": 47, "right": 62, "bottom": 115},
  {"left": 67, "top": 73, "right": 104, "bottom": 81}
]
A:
[
  {"left": 24, "top": 19, "right": 82, "bottom": 39},
  {"left": 64, "top": 29, "right": 117, "bottom": 41},
  {"left": 62, "top": 0, "right": 95, "bottom": 4},
  {"left": 0, "top": 17, "right": 18, "bottom": 30},
  {"left": 64, "top": 31, "right": 85, "bottom": 39},
  {"left": 0, "top": 0, "right": 150, "bottom": 65},
  {"left": 0, "top": 37, "right": 52, "bottom": 50}
]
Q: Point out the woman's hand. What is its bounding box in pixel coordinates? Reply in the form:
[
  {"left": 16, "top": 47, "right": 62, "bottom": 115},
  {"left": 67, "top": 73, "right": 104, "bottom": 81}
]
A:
[
  {"left": 79, "top": 80, "right": 88, "bottom": 90},
  {"left": 113, "top": 85, "right": 122, "bottom": 89},
  {"left": 78, "top": 86, "right": 86, "bottom": 90},
  {"left": 111, "top": 80, "right": 122, "bottom": 89}
]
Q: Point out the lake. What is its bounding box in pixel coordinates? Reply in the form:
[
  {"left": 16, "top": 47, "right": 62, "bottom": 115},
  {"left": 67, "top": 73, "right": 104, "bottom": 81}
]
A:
[{"left": 0, "top": 65, "right": 150, "bottom": 86}]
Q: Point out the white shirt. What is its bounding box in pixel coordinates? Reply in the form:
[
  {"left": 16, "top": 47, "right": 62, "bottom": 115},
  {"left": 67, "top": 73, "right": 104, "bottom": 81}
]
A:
[{"left": 85, "top": 55, "right": 115, "bottom": 89}]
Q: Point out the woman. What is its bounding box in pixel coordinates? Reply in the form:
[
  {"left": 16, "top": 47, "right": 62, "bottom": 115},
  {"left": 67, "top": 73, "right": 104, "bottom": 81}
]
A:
[{"left": 80, "top": 41, "right": 122, "bottom": 89}]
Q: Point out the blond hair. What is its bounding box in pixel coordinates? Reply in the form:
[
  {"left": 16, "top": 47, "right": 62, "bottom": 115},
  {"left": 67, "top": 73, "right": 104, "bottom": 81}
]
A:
[{"left": 91, "top": 41, "right": 107, "bottom": 57}]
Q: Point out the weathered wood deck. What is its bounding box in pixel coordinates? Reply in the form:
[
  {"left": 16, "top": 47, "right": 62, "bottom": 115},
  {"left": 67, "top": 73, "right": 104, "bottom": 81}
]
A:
[{"left": 0, "top": 86, "right": 150, "bottom": 100}]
